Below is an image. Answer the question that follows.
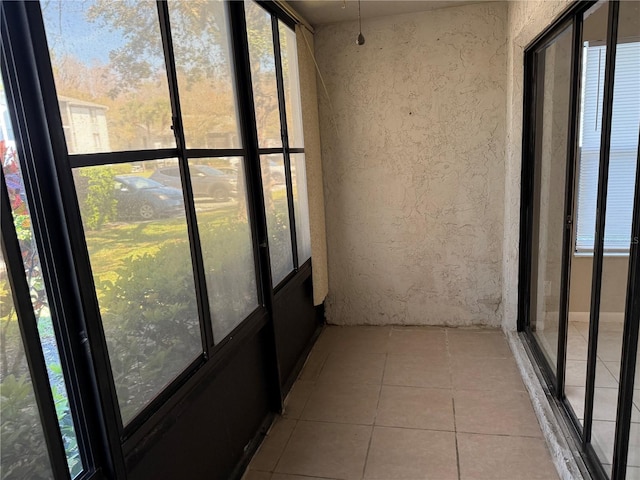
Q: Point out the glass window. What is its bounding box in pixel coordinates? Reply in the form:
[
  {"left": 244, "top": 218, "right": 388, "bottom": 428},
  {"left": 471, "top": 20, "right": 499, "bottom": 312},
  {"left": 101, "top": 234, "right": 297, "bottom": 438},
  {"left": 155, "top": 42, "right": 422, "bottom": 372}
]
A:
[
  {"left": 1, "top": 81, "right": 82, "bottom": 476},
  {"left": 245, "top": 1, "right": 282, "bottom": 148},
  {"left": 566, "top": 0, "right": 609, "bottom": 427},
  {"left": 591, "top": 1, "right": 640, "bottom": 470},
  {"left": 529, "top": 25, "right": 574, "bottom": 371},
  {"left": 73, "top": 161, "right": 201, "bottom": 424},
  {"left": 279, "top": 22, "right": 304, "bottom": 149},
  {"left": 290, "top": 153, "right": 311, "bottom": 263},
  {"left": 41, "top": 1, "right": 175, "bottom": 154},
  {"left": 169, "top": 0, "right": 241, "bottom": 150},
  {"left": 260, "top": 154, "right": 293, "bottom": 285},
  {"left": 187, "top": 158, "right": 259, "bottom": 341},
  {"left": 0, "top": 247, "right": 54, "bottom": 479}
]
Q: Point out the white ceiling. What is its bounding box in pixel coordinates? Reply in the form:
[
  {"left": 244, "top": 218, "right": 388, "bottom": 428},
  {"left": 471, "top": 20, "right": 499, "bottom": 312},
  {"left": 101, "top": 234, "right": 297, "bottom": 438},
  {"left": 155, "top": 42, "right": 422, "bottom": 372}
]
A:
[{"left": 286, "top": 0, "right": 486, "bottom": 27}]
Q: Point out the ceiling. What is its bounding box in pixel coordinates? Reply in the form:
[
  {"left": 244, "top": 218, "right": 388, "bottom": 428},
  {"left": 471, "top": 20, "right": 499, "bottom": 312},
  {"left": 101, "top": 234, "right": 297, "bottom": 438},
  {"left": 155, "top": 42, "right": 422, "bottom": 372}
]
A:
[{"left": 286, "top": 0, "right": 486, "bottom": 27}]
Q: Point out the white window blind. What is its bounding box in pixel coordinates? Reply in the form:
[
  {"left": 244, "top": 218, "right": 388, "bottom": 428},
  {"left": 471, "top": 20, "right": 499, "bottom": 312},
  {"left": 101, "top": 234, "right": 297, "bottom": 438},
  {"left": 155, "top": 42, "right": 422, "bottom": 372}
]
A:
[{"left": 575, "top": 41, "right": 640, "bottom": 254}]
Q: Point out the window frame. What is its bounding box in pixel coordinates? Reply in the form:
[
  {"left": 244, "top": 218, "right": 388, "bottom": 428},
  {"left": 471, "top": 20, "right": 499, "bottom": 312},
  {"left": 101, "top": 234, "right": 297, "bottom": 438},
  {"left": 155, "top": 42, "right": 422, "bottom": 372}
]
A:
[{"left": 1, "top": 0, "right": 311, "bottom": 477}]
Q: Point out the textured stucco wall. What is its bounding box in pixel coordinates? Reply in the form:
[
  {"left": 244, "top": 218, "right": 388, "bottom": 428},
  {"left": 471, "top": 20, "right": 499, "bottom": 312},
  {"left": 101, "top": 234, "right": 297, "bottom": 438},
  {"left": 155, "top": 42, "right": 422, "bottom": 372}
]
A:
[
  {"left": 315, "top": 2, "right": 507, "bottom": 326},
  {"left": 502, "top": 0, "right": 572, "bottom": 331}
]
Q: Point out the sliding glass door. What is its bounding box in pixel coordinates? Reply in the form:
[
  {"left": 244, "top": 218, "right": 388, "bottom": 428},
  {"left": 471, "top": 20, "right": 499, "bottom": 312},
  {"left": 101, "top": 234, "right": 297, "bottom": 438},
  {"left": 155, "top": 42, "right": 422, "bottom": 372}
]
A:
[{"left": 520, "top": 1, "right": 640, "bottom": 479}]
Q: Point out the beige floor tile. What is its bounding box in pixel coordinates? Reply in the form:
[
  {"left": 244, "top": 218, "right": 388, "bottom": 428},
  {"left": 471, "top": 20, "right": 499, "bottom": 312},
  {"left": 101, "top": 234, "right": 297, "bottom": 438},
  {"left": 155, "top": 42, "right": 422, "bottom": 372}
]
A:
[
  {"left": 565, "top": 359, "right": 619, "bottom": 388},
  {"left": 592, "top": 421, "right": 640, "bottom": 467},
  {"left": 242, "top": 470, "right": 272, "bottom": 480},
  {"left": 376, "top": 385, "right": 454, "bottom": 431},
  {"left": 628, "top": 466, "right": 640, "bottom": 480},
  {"left": 314, "top": 326, "right": 391, "bottom": 354},
  {"left": 591, "top": 421, "right": 615, "bottom": 465},
  {"left": 566, "top": 333, "right": 590, "bottom": 361},
  {"left": 318, "top": 351, "right": 386, "bottom": 385},
  {"left": 249, "top": 418, "right": 297, "bottom": 472},
  {"left": 604, "top": 361, "right": 640, "bottom": 385},
  {"left": 567, "top": 387, "right": 640, "bottom": 421},
  {"left": 636, "top": 390, "right": 640, "bottom": 410},
  {"left": 384, "top": 353, "right": 451, "bottom": 389},
  {"left": 283, "top": 380, "right": 315, "bottom": 420},
  {"left": 457, "top": 433, "right": 559, "bottom": 480},
  {"left": 447, "top": 329, "right": 511, "bottom": 358},
  {"left": 597, "top": 332, "right": 625, "bottom": 362},
  {"left": 364, "top": 426, "right": 457, "bottom": 480},
  {"left": 451, "top": 356, "right": 525, "bottom": 391},
  {"left": 630, "top": 422, "right": 640, "bottom": 466},
  {"left": 301, "top": 381, "right": 380, "bottom": 425},
  {"left": 454, "top": 389, "right": 542, "bottom": 437},
  {"left": 565, "top": 385, "right": 586, "bottom": 421},
  {"left": 387, "top": 327, "right": 448, "bottom": 355},
  {"left": 275, "top": 421, "right": 371, "bottom": 480},
  {"left": 271, "top": 474, "right": 334, "bottom": 480},
  {"left": 298, "top": 348, "right": 329, "bottom": 382}
]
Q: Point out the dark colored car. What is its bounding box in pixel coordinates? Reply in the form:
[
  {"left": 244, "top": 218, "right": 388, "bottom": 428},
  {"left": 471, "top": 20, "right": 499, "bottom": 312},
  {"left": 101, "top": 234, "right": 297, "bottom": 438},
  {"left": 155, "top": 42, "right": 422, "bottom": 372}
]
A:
[
  {"left": 150, "top": 165, "right": 237, "bottom": 201},
  {"left": 114, "top": 176, "right": 184, "bottom": 220}
]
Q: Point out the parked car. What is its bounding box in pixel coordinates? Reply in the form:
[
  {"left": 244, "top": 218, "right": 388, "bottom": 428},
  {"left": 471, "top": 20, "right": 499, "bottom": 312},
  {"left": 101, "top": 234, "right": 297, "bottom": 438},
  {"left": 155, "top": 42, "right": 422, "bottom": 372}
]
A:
[
  {"left": 113, "top": 176, "right": 184, "bottom": 220},
  {"left": 150, "top": 165, "right": 237, "bottom": 201}
]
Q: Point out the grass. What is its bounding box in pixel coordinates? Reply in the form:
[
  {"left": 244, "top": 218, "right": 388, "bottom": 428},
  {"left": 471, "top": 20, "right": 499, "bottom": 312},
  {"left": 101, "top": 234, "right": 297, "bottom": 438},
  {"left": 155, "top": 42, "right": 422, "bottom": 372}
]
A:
[{"left": 85, "top": 204, "right": 238, "bottom": 288}]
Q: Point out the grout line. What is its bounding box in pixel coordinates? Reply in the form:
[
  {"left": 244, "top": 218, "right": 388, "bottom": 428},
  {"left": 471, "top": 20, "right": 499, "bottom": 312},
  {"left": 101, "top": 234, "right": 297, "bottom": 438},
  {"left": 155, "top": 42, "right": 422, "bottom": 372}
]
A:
[
  {"left": 445, "top": 329, "right": 462, "bottom": 480},
  {"left": 269, "top": 417, "right": 298, "bottom": 475},
  {"left": 360, "top": 352, "right": 386, "bottom": 480}
]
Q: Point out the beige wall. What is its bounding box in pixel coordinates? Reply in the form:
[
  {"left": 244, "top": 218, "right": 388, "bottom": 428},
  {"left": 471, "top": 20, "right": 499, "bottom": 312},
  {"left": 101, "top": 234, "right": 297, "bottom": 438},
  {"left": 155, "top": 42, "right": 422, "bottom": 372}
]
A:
[
  {"left": 569, "top": 256, "right": 630, "bottom": 313},
  {"left": 315, "top": 2, "right": 507, "bottom": 326}
]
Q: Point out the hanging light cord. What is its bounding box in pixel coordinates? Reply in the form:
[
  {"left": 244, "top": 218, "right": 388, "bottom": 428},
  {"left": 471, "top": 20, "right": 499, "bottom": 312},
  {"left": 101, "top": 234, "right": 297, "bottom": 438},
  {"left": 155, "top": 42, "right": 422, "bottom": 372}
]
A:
[{"left": 357, "top": 0, "right": 365, "bottom": 45}]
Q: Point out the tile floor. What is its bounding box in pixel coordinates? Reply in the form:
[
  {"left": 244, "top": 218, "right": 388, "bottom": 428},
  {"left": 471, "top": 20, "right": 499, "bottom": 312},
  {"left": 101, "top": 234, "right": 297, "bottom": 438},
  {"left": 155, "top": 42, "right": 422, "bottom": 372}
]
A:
[
  {"left": 535, "top": 318, "right": 640, "bottom": 479},
  {"left": 242, "top": 326, "right": 559, "bottom": 480}
]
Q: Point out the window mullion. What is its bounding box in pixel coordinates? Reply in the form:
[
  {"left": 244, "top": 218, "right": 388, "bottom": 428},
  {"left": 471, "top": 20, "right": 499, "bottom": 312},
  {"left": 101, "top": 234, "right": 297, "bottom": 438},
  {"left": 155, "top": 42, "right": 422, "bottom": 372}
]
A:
[
  {"left": 271, "top": 15, "right": 299, "bottom": 270},
  {"left": 156, "top": 0, "right": 215, "bottom": 351}
]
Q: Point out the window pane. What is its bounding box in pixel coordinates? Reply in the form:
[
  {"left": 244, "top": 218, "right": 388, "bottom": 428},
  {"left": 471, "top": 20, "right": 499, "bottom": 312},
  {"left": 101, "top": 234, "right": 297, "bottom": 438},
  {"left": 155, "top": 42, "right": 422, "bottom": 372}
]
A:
[
  {"left": 41, "top": 1, "right": 175, "bottom": 154},
  {"left": 245, "top": 1, "right": 282, "bottom": 148},
  {"left": 261, "top": 155, "right": 293, "bottom": 285},
  {"left": 73, "top": 161, "right": 201, "bottom": 424},
  {"left": 291, "top": 153, "right": 311, "bottom": 263},
  {"left": 183, "top": 158, "right": 258, "bottom": 341},
  {"left": 1, "top": 84, "right": 82, "bottom": 476},
  {"left": 591, "top": 1, "right": 640, "bottom": 470},
  {"left": 529, "top": 25, "right": 573, "bottom": 371},
  {"left": 169, "top": 1, "right": 241, "bottom": 149},
  {"left": 0, "top": 247, "right": 54, "bottom": 479},
  {"left": 279, "top": 22, "right": 304, "bottom": 149},
  {"left": 566, "top": 0, "right": 609, "bottom": 428}
]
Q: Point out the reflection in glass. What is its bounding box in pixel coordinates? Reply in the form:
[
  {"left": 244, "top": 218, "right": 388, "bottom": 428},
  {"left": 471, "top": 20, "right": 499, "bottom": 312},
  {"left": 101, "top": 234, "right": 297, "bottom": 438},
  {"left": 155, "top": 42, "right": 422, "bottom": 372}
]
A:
[
  {"left": 591, "top": 0, "right": 640, "bottom": 470},
  {"left": 188, "top": 158, "right": 258, "bottom": 341},
  {"left": 245, "top": 1, "right": 282, "bottom": 148},
  {"left": 530, "top": 25, "right": 573, "bottom": 371},
  {"left": 1, "top": 82, "right": 82, "bottom": 475},
  {"left": 261, "top": 155, "right": 293, "bottom": 285},
  {"left": 169, "top": 0, "right": 241, "bottom": 149},
  {"left": 73, "top": 161, "right": 201, "bottom": 424},
  {"left": 0, "top": 248, "right": 54, "bottom": 480},
  {"left": 290, "top": 153, "right": 311, "bottom": 263},
  {"left": 279, "top": 22, "right": 304, "bottom": 149},
  {"left": 41, "top": 0, "right": 175, "bottom": 154},
  {"left": 566, "top": 0, "right": 609, "bottom": 427}
]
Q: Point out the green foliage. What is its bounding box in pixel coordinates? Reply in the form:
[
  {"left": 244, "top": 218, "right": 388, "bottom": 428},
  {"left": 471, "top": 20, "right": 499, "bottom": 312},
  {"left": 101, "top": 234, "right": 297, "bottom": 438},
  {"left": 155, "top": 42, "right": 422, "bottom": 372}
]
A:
[
  {"left": 96, "top": 217, "right": 257, "bottom": 420},
  {"left": 75, "top": 166, "right": 117, "bottom": 231},
  {"left": 0, "top": 375, "right": 52, "bottom": 480}
]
